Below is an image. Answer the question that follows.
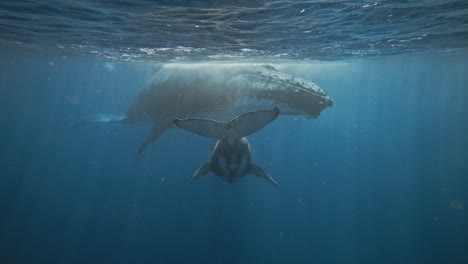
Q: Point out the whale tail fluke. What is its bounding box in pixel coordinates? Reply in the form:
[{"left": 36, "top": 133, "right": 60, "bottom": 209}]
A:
[
  {"left": 173, "top": 107, "right": 279, "bottom": 143},
  {"left": 71, "top": 114, "right": 128, "bottom": 128},
  {"left": 250, "top": 163, "right": 279, "bottom": 189}
]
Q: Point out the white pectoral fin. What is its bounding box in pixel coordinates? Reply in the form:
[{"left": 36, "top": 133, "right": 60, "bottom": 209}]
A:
[
  {"left": 173, "top": 118, "right": 228, "bottom": 140},
  {"left": 250, "top": 163, "right": 279, "bottom": 189},
  {"left": 226, "top": 107, "right": 280, "bottom": 140},
  {"left": 192, "top": 162, "right": 211, "bottom": 182},
  {"left": 71, "top": 114, "right": 127, "bottom": 128}
]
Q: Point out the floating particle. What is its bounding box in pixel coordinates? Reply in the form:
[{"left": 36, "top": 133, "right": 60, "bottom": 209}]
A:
[
  {"left": 279, "top": 232, "right": 296, "bottom": 241},
  {"left": 49, "top": 61, "right": 55, "bottom": 66},
  {"left": 65, "top": 95, "right": 80, "bottom": 104},
  {"left": 368, "top": 203, "right": 378, "bottom": 212},
  {"left": 297, "top": 198, "right": 304, "bottom": 206},
  {"left": 449, "top": 200, "right": 464, "bottom": 210},
  {"left": 104, "top": 62, "right": 115, "bottom": 71}
]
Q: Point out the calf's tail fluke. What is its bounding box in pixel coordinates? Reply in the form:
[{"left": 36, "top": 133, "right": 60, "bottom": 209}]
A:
[{"left": 71, "top": 114, "right": 128, "bottom": 128}]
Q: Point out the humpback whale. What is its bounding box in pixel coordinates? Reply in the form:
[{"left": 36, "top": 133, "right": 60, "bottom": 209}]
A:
[
  {"left": 174, "top": 108, "right": 280, "bottom": 188},
  {"left": 73, "top": 63, "right": 333, "bottom": 155}
]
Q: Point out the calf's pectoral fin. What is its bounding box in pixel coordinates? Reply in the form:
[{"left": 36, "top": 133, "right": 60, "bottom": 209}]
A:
[
  {"left": 71, "top": 114, "right": 128, "bottom": 128},
  {"left": 136, "top": 121, "right": 169, "bottom": 157},
  {"left": 192, "top": 162, "right": 211, "bottom": 183},
  {"left": 249, "top": 163, "right": 279, "bottom": 189}
]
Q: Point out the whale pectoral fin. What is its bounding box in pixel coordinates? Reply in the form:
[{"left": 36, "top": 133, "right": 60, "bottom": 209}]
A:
[
  {"left": 71, "top": 114, "right": 128, "bottom": 128},
  {"left": 136, "top": 121, "right": 169, "bottom": 157},
  {"left": 226, "top": 107, "right": 280, "bottom": 141},
  {"left": 192, "top": 162, "right": 211, "bottom": 183},
  {"left": 173, "top": 118, "right": 227, "bottom": 141},
  {"left": 250, "top": 163, "right": 279, "bottom": 189}
]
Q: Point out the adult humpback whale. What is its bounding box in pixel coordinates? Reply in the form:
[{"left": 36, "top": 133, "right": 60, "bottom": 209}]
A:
[
  {"left": 174, "top": 108, "right": 280, "bottom": 188},
  {"left": 73, "top": 63, "right": 333, "bottom": 155}
]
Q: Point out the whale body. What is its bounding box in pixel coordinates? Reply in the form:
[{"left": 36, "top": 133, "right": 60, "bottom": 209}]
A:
[
  {"left": 73, "top": 63, "right": 333, "bottom": 155},
  {"left": 174, "top": 108, "right": 280, "bottom": 188}
]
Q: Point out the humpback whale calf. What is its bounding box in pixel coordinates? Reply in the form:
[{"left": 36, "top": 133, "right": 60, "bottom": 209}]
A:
[
  {"left": 174, "top": 108, "right": 280, "bottom": 188},
  {"left": 73, "top": 63, "right": 333, "bottom": 155}
]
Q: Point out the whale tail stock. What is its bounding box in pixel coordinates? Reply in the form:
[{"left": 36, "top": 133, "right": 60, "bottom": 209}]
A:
[
  {"left": 173, "top": 107, "right": 280, "bottom": 143},
  {"left": 72, "top": 114, "right": 169, "bottom": 157},
  {"left": 71, "top": 114, "right": 128, "bottom": 128}
]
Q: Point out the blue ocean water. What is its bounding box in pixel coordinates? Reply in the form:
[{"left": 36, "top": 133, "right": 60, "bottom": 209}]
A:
[{"left": 0, "top": 1, "right": 467, "bottom": 264}]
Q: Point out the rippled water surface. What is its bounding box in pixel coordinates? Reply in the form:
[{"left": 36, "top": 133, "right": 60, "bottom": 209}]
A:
[{"left": 1, "top": 0, "right": 467, "bottom": 61}]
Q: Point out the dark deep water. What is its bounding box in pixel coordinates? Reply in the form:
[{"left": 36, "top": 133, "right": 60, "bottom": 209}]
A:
[
  {"left": 1, "top": 1, "right": 468, "bottom": 264},
  {"left": 1, "top": 53, "right": 467, "bottom": 264}
]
